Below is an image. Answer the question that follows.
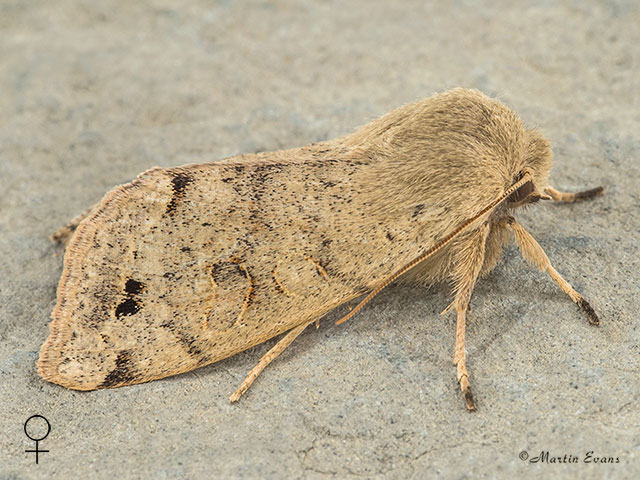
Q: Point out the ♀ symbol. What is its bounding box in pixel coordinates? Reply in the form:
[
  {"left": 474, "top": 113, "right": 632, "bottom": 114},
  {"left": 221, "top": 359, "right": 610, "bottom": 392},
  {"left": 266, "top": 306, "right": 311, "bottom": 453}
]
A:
[{"left": 24, "top": 414, "right": 50, "bottom": 464}]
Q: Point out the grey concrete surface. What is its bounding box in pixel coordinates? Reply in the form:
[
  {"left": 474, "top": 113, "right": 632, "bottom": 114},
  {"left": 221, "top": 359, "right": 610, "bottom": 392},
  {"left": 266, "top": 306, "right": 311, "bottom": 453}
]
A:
[{"left": 1, "top": 1, "right": 638, "bottom": 478}]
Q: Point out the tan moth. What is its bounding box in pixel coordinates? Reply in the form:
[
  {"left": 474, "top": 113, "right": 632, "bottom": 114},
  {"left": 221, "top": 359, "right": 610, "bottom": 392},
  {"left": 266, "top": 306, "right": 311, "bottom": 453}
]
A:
[{"left": 39, "top": 88, "right": 603, "bottom": 411}]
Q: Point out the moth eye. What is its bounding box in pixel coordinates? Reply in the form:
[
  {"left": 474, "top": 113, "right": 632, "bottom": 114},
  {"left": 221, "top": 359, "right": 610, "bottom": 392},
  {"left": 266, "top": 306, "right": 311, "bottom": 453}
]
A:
[{"left": 508, "top": 180, "right": 535, "bottom": 204}]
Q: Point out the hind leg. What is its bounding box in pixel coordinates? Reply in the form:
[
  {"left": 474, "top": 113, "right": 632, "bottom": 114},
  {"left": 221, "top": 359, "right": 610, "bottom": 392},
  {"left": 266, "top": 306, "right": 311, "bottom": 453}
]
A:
[{"left": 229, "top": 320, "right": 313, "bottom": 402}]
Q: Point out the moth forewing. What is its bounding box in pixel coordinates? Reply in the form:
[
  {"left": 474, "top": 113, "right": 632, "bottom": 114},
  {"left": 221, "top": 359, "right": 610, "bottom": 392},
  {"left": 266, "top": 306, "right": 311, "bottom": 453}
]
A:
[{"left": 39, "top": 155, "right": 433, "bottom": 390}]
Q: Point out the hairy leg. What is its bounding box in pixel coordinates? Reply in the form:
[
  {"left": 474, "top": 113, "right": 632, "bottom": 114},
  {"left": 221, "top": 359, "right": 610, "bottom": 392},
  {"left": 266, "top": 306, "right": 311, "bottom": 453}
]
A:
[
  {"left": 448, "top": 223, "right": 490, "bottom": 411},
  {"left": 230, "top": 320, "right": 312, "bottom": 402},
  {"left": 508, "top": 217, "right": 600, "bottom": 325},
  {"left": 544, "top": 185, "right": 604, "bottom": 203}
]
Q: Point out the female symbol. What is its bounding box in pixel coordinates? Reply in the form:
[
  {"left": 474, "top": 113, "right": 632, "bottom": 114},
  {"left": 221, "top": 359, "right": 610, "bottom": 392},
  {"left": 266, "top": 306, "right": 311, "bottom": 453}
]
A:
[{"left": 24, "top": 414, "right": 50, "bottom": 464}]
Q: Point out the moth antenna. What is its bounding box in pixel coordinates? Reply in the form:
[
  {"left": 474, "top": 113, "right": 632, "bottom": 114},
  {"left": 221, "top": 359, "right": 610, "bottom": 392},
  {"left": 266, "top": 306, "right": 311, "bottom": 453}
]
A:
[
  {"left": 544, "top": 185, "right": 604, "bottom": 203},
  {"left": 336, "top": 171, "right": 535, "bottom": 325}
]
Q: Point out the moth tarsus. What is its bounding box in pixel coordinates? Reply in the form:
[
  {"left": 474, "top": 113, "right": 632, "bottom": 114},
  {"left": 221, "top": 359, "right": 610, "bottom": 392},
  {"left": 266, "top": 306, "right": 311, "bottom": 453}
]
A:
[
  {"left": 463, "top": 386, "right": 476, "bottom": 412},
  {"left": 577, "top": 297, "right": 600, "bottom": 326},
  {"left": 39, "top": 88, "right": 604, "bottom": 412}
]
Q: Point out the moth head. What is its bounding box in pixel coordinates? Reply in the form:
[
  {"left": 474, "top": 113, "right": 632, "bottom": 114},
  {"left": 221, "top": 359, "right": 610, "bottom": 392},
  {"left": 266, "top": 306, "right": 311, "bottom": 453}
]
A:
[{"left": 506, "top": 130, "right": 553, "bottom": 209}]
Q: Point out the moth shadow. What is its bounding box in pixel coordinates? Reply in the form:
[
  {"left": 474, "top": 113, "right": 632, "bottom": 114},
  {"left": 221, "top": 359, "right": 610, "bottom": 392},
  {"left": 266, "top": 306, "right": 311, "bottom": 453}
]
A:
[
  {"left": 183, "top": 270, "right": 541, "bottom": 399},
  {"left": 186, "top": 282, "right": 451, "bottom": 388}
]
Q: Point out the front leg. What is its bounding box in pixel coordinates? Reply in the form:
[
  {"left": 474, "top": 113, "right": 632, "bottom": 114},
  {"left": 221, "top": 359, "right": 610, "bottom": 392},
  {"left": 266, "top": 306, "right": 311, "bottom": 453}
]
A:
[
  {"left": 544, "top": 185, "right": 603, "bottom": 203},
  {"left": 508, "top": 217, "right": 600, "bottom": 325},
  {"left": 449, "top": 223, "right": 490, "bottom": 412}
]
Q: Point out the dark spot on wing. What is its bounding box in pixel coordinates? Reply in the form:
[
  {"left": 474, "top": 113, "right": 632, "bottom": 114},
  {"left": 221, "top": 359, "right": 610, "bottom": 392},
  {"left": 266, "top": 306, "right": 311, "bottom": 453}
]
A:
[
  {"left": 412, "top": 204, "right": 425, "bottom": 218},
  {"left": 160, "top": 321, "right": 205, "bottom": 358},
  {"left": 176, "top": 330, "right": 204, "bottom": 357},
  {"left": 165, "top": 172, "right": 194, "bottom": 215},
  {"left": 172, "top": 172, "right": 194, "bottom": 192},
  {"left": 124, "top": 279, "right": 145, "bottom": 295},
  {"left": 115, "top": 298, "right": 141, "bottom": 318},
  {"left": 99, "top": 350, "right": 136, "bottom": 387},
  {"left": 117, "top": 278, "right": 145, "bottom": 317}
]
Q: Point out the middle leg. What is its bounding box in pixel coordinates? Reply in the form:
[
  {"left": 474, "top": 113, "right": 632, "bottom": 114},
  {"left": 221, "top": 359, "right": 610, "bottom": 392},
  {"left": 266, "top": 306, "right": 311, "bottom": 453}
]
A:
[{"left": 449, "top": 223, "right": 490, "bottom": 411}]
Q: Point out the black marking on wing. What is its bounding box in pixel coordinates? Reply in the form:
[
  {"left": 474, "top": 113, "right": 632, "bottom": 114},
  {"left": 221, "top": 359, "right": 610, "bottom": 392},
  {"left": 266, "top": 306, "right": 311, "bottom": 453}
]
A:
[
  {"left": 115, "top": 278, "right": 145, "bottom": 318},
  {"left": 165, "top": 172, "right": 194, "bottom": 215},
  {"left": 412, "top": 204, "right": 425, "bottom": 218},
  {"left": 176, "top": 330, "right": 205, "bottom": 358},
  {"left": 115, "top": 298, "right": 141, "bottom": 318},
  {"left": 99, "top": 350, "right": 136, "bottom": 387},
  {"left": 124, "top": 279, "right": 145, "bottom": 295},
  {"left": 160, "top": 320, "right": 206, "bottom": 358}
]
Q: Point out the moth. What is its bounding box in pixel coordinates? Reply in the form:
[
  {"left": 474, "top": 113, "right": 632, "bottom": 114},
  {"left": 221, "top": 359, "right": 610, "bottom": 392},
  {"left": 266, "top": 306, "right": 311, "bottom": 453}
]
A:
[{"left": 39, "top": 88, "right": 603, "bottom": 411}]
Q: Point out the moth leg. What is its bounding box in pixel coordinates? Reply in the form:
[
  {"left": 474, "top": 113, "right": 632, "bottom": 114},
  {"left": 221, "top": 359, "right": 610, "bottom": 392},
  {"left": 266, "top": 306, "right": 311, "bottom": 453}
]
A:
[
  {"left": 508, "top": 218, "right": 600, "bottom": 325},
  {"left": 450, "top": 224, "right": 490, "bottom": 412},
  {"left": 544, "top": 185, "right": 604, "bottom": 203},
  {"left": 229, "top": 320, "right": 312, "bottom": 402},
  {"left": 51, "top": 202, "right": 100, "bottom": 245}
]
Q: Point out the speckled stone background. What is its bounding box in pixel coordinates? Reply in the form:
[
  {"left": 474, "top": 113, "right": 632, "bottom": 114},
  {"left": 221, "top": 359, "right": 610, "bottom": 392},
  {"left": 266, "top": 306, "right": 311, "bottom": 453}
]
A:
[{"left": 1, "top": 1, "right": 638, "bottom": 479}]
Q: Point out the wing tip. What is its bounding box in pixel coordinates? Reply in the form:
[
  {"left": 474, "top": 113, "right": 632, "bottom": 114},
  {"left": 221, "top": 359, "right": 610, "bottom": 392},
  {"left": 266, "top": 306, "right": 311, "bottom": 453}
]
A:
[
  {"left": 39, "top": 168, "right": 171, "bottom": 391},
  {"left": 36, "top": 325, "right": 101, "bottom": 391}
]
